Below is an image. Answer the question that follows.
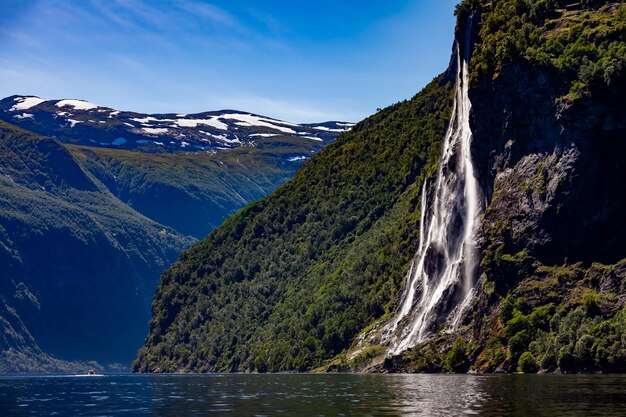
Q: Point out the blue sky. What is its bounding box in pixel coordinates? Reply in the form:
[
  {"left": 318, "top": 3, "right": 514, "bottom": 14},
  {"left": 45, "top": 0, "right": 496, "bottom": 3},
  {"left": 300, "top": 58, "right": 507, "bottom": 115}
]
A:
[{"left": 0, "top": 1, "right": 458, "bottom": 123}]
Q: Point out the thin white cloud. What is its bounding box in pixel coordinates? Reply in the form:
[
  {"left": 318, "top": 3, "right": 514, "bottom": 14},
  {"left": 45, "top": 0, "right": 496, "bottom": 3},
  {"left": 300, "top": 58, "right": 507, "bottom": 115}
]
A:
[
  {"left": 242, "top": 7, "right": 291, "bottom": 36},
  {"left": 112, "top": 0, "right": 173, "bottom": 28},
  {"left": 174, "top": 0, "right": 239, "bottom": 27}
]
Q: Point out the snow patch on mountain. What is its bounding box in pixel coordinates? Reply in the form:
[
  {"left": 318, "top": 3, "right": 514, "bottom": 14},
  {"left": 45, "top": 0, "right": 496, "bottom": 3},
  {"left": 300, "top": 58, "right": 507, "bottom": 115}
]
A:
[
  {"left": 132, "top": 116, "right": 175, "bottom": 125},
  {"left": 175, "top": 118, "right": 228, "bottom": 130},
  {"left": 249, "top": 133, "right": 280, "bottom": 138},
  {"left": 142, "top": 127, "right": 169, "bottom": 134},
  {"left": 220, "top": 113, "right": 297, "bottom": 134},
  {"left": 13, "top": 113, "right": 34, "bottom": 120},
  {"left": 221, "top": 136, "right": 241, "bottom": 144},
  {"left": 10, "top": 97, "right": 46, "bottom": 111},
  {"left": 313, "top": 126, "right": 345, "bottom": 133},
  {"left": 67, "top": 119, "right": 83, "bottom": 127},
  {"left": 56, "top": 99, "right": 99, "bottom": 110}
]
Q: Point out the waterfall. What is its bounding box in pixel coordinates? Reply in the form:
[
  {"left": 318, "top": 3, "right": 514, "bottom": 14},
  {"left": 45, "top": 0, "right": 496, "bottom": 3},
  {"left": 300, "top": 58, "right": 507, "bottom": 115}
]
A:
[{"left": 383, "top": 13, "right": 481, "bottom": 355}]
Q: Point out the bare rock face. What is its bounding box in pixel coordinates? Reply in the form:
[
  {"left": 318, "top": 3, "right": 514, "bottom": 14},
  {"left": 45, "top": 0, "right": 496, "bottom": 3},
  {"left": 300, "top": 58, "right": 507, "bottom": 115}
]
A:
[{"left": 471, "top": 63, "right": 626, "bottom": 277}]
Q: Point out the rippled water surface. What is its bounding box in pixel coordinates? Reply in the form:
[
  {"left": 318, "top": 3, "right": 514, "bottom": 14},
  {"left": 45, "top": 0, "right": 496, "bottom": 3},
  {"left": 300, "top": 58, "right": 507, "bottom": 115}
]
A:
[{"left": 1, "top": 373, "right": 625, "bottom": 416}]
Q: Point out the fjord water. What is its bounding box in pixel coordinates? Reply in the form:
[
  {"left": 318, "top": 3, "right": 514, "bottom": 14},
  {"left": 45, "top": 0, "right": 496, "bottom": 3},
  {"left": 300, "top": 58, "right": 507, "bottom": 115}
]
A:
[
  {"left": 1, "top": 374, "right": 625, "bottom": 416},
  {"left": 384, "top": 14, "right": 482, "bottom": 353}
]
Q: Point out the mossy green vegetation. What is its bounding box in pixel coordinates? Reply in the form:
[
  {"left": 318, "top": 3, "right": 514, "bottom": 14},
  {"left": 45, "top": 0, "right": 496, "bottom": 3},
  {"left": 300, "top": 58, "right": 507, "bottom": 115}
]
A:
[
  {"left": 392, "top": 258, "right": 625, "bottom": 374},
  {"left": 506, "top": 260, "right": 625, "bottom": 374},
  {"left": 444, "top": 338, "right": 471, "bottom": 373},
  {"left": 518, "top": 351, "right": 539, "bottom": 373},
  {"left": 133, "top": 76, "right": 454, "bottom": 373},
  {"left": 458, "top": 0, "right": 625, "bottom": 100}
]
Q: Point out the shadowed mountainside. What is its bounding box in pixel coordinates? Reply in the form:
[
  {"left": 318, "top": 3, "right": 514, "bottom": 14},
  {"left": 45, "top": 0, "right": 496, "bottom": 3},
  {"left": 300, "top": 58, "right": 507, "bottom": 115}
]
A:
[{"left": 0, "top": 121, "right": 192, "bottom": 371}]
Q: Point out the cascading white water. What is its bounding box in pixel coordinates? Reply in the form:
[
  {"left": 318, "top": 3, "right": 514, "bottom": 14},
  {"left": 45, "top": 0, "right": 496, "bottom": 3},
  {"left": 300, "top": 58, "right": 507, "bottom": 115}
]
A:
[{"left": 383, "top": 14, "right": 482, "bottom": 355}]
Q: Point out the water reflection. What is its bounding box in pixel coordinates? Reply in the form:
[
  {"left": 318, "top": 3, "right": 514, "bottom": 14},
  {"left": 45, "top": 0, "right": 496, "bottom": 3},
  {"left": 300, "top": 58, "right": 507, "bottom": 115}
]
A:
[{"left": 0, "top": 373, "right": 625, "bottom": 416}]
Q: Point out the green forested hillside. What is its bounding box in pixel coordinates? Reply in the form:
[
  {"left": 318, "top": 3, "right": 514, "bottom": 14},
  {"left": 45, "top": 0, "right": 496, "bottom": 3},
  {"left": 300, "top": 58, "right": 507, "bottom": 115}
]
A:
[{"left": 133, "top": 76, "right": 454, "bottom": 372}]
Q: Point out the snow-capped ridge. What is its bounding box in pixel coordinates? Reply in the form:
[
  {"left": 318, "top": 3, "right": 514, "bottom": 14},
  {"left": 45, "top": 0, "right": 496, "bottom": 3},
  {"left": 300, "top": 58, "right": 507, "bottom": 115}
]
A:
[
  {"left": 219, "top": 113, "right": 297, "bottom": 134},
  {"left": 1, "top": 95, "right": 351, "bottom": 153}
]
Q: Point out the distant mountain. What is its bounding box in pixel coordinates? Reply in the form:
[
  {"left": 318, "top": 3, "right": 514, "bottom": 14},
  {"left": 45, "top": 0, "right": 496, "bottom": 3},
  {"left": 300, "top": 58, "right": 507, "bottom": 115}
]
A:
[
  {"left": 68, "top": 144, "right": 307, "bottom": 239},
  {"left": 0, "top": 96, "right": 350, "bottom": 371},
  {"left": 0, "top": 96, "right": 352, "bottom": 239},
  {"left": 0, "top": 121, "right": 193, "bottom": 371},
  {"left": 0, "top": 95, "right": 352, "bottom": 154}
]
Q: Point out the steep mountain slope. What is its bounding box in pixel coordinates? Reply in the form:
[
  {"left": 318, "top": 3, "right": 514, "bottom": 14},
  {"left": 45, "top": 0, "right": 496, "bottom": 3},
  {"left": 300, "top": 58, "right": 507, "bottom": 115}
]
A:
[
  {"left": 0, "top": 96, "right": 350, "bottom": 154},
  {"left": 133, "top": 76, "right": 455, "bottom": 372},
  {"left": 135, "top": 0, "right": 625, "bottom": 374},
  {"left": 0, "top": 121, "right": 192, "bottom": 371}
]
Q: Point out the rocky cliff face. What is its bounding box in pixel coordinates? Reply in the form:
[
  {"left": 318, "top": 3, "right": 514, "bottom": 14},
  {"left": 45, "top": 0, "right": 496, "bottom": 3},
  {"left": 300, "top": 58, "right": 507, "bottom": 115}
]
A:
[
  {"left": 382, "top": 1, "right": 626, "bottom": 374},
  {"left": 468, "top": 37, "right": 626, "bottom": 375},
  {"left": 473, "top": 62, "right": 626, "bottom": 267}
]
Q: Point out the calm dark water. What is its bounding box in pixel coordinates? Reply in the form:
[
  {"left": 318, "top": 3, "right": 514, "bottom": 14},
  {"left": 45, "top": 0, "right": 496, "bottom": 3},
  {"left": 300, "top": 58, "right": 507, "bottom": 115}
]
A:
[{"left": 0, "top": 373, "right": 624, "bottom": 416}]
